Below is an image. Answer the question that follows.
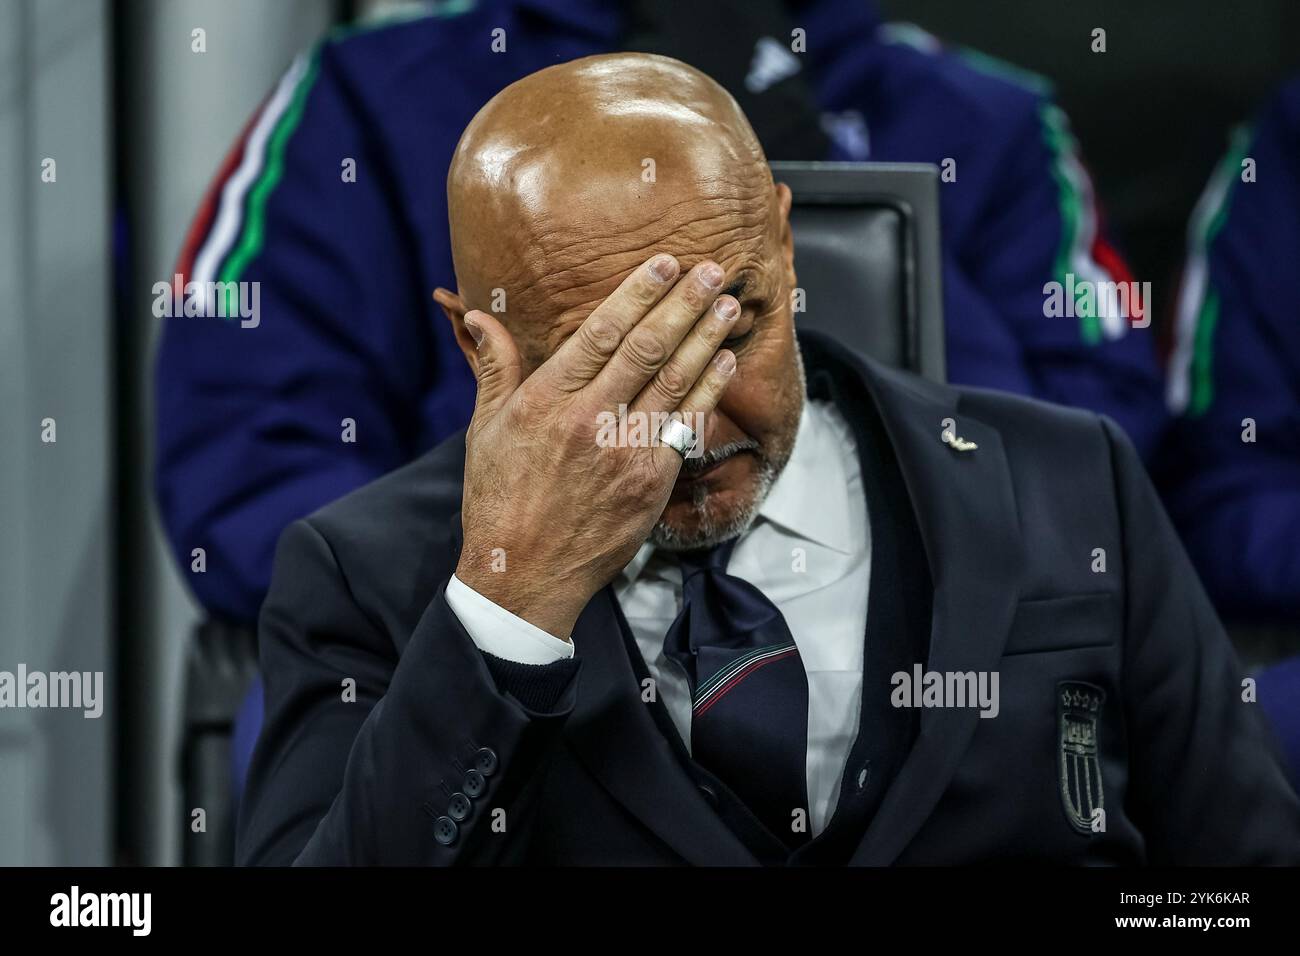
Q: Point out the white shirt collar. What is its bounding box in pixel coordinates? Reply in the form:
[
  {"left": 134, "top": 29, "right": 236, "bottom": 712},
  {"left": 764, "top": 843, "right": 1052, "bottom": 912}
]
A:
[{"left": 755, "top": 399, "right": 857, "bottom": 555}]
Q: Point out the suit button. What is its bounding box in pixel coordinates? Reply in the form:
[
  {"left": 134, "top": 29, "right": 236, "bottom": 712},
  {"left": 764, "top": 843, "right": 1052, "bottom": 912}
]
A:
[
  {"left": 698, "top": 782, "right": 718, "bottom": 806},
  {"left": 433, "top": 816, "right": 458, "bottom": 846},
  {"left": 463, "top": 769, "right": 487, "bottom": 798},
  {"left": 475, "top": 747, "right": 499, "bottom": 777},
  {"left": 447, "top": 793, "right": 472, "bottom": 822}
]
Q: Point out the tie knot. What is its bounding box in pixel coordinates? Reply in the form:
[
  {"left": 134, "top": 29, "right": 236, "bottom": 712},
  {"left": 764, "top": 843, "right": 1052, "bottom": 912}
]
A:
[{"left": 676, "top": 535, "right": 739, "bottom": 579}]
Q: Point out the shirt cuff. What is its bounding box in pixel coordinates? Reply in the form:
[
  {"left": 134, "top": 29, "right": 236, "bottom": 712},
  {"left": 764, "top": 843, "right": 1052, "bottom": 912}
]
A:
[{"left": 445, "top": 574, "right": 575, "bottom": 664}]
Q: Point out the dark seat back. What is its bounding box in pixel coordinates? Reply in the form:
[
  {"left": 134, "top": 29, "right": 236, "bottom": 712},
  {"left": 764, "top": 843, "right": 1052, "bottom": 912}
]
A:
[{"left": 773, "top": 161, "right": 946, "bottom": 382}]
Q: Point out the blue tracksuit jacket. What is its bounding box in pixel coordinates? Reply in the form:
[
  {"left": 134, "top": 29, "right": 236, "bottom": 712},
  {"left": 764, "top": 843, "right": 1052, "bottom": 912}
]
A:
[{"left": 1159, "top": 76, "right": 1300, "bottom": 622}]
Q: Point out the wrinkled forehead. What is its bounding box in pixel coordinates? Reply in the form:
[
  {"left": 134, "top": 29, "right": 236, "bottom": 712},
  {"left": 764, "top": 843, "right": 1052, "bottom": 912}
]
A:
[
  {"left": 498, "top": 164, "right": 778, "bottom": 360},
  {"left": 529, "top": 164, "right": 772, "bottom": 297}
]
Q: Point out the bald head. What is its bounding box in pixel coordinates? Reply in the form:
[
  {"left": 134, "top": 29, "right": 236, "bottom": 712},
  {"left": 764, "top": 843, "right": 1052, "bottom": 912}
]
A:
[
  {"left": 443, "top": 53, "right": 778, "bottom": 365},
  {"left": 435, "top": 52, "right": 806, "bottom": 553}
]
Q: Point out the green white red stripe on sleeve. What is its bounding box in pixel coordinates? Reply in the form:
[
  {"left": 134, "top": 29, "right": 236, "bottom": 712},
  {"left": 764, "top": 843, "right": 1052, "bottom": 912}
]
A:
[
  {"left": 1167, "top": 125, "right": 1253, "bottom": 416},
  {"left": 175, "top": 52, "right": 319, "bottom": 317},
  {"left": 1039, "top": 102, "right": 1138, "bottom": 344},
  {"left": 171, "top": 7, "right": 452, "bottom": 315},
  {"left": 879, "top": 22, "right": 1137, "bottom": 345}
]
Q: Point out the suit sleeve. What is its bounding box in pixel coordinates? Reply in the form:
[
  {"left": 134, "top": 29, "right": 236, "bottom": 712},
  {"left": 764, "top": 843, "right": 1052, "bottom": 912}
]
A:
[
  {"left": 237, "top": 519, "right": 581, "bottom": 866},
  {"left": 1104, "top": 416, "right": 1300, "bottom": 863},
  {"left": 1158, "top": 94, "right": 1300, "bottom": 621},
  {"left": 154, "top": 41, "right": 473, "bottom": 624},
  {"left": 955, "top": 99, "right": 1167, "bottom": 460}
]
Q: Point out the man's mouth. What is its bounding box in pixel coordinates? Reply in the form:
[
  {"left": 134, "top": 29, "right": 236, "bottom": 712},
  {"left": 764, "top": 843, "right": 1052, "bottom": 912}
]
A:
[
  {"left": 676, "top": 438, "right": 760, "bottom": 484},
  {"left": 677, "top": 457, "right": 729, "bottom": 483}
]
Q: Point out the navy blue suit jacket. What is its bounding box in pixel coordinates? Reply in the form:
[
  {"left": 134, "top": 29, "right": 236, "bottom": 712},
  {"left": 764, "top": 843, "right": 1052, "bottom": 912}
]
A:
[{"left": 238, "top": 332, "right": 1299, "bottom": 865}]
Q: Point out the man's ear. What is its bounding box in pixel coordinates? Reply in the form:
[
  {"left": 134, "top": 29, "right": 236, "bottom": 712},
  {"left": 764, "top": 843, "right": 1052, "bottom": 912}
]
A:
[
  {"left": 775, "top": 181, "right": 797, "bottom": 289},
  {"left": 433, "top": 286, "right": 481, "bottom": 374}
]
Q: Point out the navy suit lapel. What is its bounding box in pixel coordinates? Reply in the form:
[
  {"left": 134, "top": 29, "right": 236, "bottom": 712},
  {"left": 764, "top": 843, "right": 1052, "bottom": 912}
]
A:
[
  {"left": 564, "top": 588, "right": 759, "bottom": 866},
  {"left": 799, "top": 335, "right": 1026, "bottom": 865},
  {"left": 853, "top": 412, "right": 1022, "bottom": 864}
]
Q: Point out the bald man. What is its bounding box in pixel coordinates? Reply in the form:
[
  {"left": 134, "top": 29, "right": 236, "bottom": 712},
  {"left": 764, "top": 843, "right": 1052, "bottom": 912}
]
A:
[{"left": 237, "top": 55, "right": 1299, "bottom": 866}]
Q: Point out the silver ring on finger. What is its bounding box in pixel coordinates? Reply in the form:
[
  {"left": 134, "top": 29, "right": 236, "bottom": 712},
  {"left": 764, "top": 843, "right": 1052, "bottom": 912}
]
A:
[{"left": 657, "top": 418, "right": 699, "bottom": 460}]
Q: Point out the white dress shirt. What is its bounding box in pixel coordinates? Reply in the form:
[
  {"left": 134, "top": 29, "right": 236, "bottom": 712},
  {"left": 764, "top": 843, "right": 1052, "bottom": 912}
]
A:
[{"left": 445, "top": 399, "right": 871, "bottom": 836}]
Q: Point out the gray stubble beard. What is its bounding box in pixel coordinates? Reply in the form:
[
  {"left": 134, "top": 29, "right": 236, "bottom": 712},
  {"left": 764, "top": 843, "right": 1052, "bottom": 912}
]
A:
[{"left": 649, "top": 341, "right": 807, "bottom": 552}]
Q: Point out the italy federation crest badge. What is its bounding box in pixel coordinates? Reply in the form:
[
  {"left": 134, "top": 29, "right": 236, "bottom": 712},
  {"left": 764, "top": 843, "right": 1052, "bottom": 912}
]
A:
[{"left": 1058, "top": 681, "right": 1106, "bottom": 833}]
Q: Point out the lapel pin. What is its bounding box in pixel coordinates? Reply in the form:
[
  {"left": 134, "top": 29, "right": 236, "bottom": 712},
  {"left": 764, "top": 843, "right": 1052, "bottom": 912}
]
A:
[{"left": 941, "top": 431, "right": 978, "bottom": 452}]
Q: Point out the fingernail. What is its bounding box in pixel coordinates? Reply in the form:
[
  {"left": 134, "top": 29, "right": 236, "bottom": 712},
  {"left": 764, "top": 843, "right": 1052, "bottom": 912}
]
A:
[
  {"left": 649, "top": 255, "right": 679, "bottom": 282},
  {"left": 714, "top": 350, "right": 736, "bottom": 374},
  {"left": 699, "top": 262, "right": 724, "bottom": 289},
  {"left": 464, "top": 315, "right": 485, "bottom": 348},
  {"left": 713, "top": 296, "right": 738, "bottom": 321}
]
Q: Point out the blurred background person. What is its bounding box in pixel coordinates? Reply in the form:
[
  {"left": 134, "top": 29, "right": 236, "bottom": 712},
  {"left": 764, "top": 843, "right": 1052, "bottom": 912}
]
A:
[
  {"left": 1158, "top": 75, "right": 1300, "bottom": 791},
  {"left": 1160, "top": 75, "right": 1300, "bottom": 628}
]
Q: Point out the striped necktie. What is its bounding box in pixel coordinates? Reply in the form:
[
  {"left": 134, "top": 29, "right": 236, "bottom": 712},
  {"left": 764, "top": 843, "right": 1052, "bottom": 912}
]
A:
[{"left": 662, "top": 536, "right": 810, "bottom": 848}]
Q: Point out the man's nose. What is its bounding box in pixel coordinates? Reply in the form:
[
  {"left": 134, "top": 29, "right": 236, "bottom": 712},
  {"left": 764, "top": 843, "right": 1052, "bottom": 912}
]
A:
[{"left": 694, "top": 405, "right": 742, "bottom": 454}]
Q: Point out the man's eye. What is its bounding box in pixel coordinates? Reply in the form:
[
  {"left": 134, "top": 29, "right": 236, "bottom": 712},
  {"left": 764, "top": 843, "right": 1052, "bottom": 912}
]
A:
[
  {"left": 722, "top": 306, "right": 759, "bottom": 343},
  {"left": 723, "top": 307, "right": 757, "bottom": 346}
]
